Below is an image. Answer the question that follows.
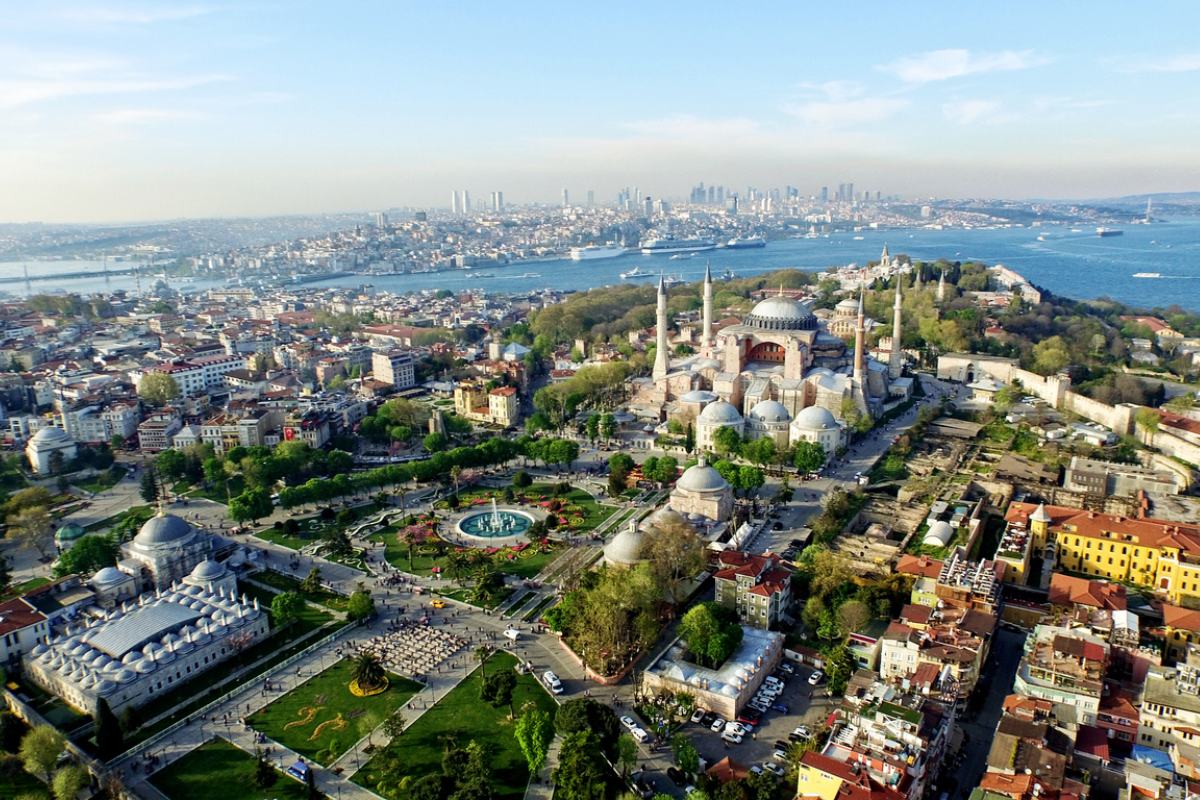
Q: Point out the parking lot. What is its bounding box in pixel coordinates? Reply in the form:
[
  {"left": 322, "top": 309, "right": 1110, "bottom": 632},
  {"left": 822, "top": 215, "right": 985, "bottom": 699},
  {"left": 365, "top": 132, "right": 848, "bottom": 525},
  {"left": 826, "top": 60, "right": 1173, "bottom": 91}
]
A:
[{"left": 652, "top": 661, "right": 840, "bottom": 786}]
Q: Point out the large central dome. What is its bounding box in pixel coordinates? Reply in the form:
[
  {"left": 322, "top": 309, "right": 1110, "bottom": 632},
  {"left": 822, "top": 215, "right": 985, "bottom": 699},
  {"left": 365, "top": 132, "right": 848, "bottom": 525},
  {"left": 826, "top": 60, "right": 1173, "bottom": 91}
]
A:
[
  {"left": 134, "top": 512, "right": 195, "bottom": 549},
  {"left": 743, "top": 295, "right": 816, "bottom": 330}
]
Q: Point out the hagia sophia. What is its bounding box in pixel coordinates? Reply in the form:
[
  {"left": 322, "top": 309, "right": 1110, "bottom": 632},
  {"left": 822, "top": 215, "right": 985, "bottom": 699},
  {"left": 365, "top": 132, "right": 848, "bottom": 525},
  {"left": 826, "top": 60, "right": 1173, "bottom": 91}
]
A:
[{"left": 629, "top": 247, "right": 912, "bottom": 454}]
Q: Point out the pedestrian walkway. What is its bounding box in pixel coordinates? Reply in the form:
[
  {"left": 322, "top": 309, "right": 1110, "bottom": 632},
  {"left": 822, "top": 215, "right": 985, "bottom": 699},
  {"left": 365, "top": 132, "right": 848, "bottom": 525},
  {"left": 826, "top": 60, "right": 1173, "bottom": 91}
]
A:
[{"left": 523, "top": 735, "right": 562, "bottom": 800}]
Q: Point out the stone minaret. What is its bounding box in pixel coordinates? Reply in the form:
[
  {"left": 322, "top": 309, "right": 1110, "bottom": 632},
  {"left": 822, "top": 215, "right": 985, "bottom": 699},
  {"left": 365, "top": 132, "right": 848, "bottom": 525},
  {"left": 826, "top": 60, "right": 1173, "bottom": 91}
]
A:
[
  {"left": 880, "top": 243, "right": 890, "bottom": 270},
  {"left": 890, "top": 275, "right": 903, "bottom": 379},
  {"left": 653, "top": 273, "right": 670, "bottom": 380},
  {"left": 702, "top": 261, "right": 714, "bottom": 351},
  {"left": 937, "top": 266, "right": 947, "bottom": 303},
  {"left": 852, "top": 285, "right": 865, "bottom": 386}
]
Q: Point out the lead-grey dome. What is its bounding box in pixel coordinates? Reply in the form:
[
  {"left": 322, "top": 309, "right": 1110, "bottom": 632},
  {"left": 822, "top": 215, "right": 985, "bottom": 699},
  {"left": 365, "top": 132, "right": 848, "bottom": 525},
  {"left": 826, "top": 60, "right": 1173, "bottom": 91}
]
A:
[
  {"left": 31, "top": 427, "right": 71, "bottom": 444},
  {"left": 743, "top": 296, "right": 816, "bottom": 330},
  {"left": 698, "top": 400, "right": 743, "bottom": 424},
  {"left": 189, "top": 559, "right": 226, "bottom": 581},
  {"left": 676, "top": 458, "right": 730, "bottom": 493},
  {"left": 680, "top": 389, "right": 718, "bottom": 404},
  {"left": 603, "top": 521, "right": 646, "bottom": 567},
  {"left": 748, "top": 400, "right": 791, "bottom": 424},
  {"left": 792, "top": 406, "right": 839, "bottom": 431},
  {"left": 134, "top": 512, "right": 194, "bottom": 548},
  {"left": 92, "top": 567, "right": 128, "bottom": 586}
]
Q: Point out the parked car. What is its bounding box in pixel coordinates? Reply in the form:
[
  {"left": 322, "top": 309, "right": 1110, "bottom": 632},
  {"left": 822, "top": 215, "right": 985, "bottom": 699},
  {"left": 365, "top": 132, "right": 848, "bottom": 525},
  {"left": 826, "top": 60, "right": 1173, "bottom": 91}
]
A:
[
  {"left": 721, "top": 731, "right": 744, "bottom": 744},
  {"left": 808, "top": 670, "right": 824, "bottom": 686},
  {"left": 630, "top": 727, "right": 651, "bottom": 744},
  {"left": 629, "top": 778, "right": 654, "bottom": 799},
  {"left": 710, "top": 717, "right": 726, "bottom": 733},
  {"left": 779, "top": 662, "right": 796, "bottom": 675},
  {"left": 620, "top": 715, "right": 637, "bottom": 730},
  {"left": 725, "top": 722, "right": 748, "bottom": 737},
  {"left": 749, "top": 765, "right": 764, "bottom": 775},
  {"left": 772, "top": 749, "right": 788, "bottom": 761},
  {"left": 737, "top": 708, "right": 763, "bottom": 726},
  {"left": 701, "top": 712, "right": 717, "bottom": 728},
  {"left": 690, "top": 708, "right": 706, "bottom": 724},
  {"left": 792, "top": 725, "right": 811, "bottom": 738},
  {"left": 772, "top": 702, "right": 790, "bottom": 714},
  {"left": 764, "top": 763, "right": 786, "bottom": 777},
  {"left": 667, "top": 767, "right": 688, "bottom": 786}
]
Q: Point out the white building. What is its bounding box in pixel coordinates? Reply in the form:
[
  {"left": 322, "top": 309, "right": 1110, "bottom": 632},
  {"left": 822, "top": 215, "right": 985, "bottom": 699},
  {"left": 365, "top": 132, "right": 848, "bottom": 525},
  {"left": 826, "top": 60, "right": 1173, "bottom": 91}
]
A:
[
  {"left": 25, "top": 427, "right": 77, "bottom": 474},
  {"left": 134, "top": 354, "right": 247, "bottom": 398},
  {"left": 789, "top": 405, "right": 845, "bottom": 456},
  {"left": 372, "top": 350, "right": 416, "bottom": 389},
  {"left": 121, "top": 512, "right": 216, "bottom": 591}
]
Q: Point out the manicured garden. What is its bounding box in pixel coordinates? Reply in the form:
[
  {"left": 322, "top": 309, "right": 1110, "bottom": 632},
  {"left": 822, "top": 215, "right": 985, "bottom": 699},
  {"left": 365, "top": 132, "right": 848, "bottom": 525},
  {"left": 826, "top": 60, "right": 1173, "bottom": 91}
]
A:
[
  {"left": 355, "top": 651, "right": 557, "bottom": 800},
  {"left": 85, "top": 504, "right": 153, "bottom": 535},
  {"left": 250, "top": 570, "right": 349, "bottom": 612},
  {"left": 437, "top": 483, "right": 617, "bottom": 534},
  {"left": 150, "top": 738, "right": 313, "bottom": 800},
  {"left": 249, "top": 658, "right": 420, "bottom": 765}
]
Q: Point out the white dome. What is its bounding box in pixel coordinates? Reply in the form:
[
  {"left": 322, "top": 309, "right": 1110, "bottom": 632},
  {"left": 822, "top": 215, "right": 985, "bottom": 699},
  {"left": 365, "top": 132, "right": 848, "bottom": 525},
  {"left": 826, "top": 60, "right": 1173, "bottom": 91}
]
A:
[
  {"left": 134, "top": 512, "right": 194, "bottom": 548},
  {"left": 793, "top": 406, "right": 839, "bottom": 431},
  {"left": 748, "top": 400, "right": 791, "bottom": 424},
  {"left": 743, "top": 296, "right": 816, "bottom": 330},
  {"left": 676, "top": 459, "right": 730, "bottom": 493},
  {"left": 189, "top": 559, "right": 226, "bottom": 581},
  {"left": 835, "top": 297, "right": 860, "bottom": 313},
  {"left": 698, "top": 400, "right": 743, "bottom": 425},
  {"left": 30, "top": 427, "right": 71, "bottom": 445},
  {"left": 923, "top": 521, "right": 954, "bottom": 547},
  {"left": 603, "top": 523, "right": 646, "bottom": 567},
  {"left": 680, "top": 389, "right": 718, "bottom": 404},
  {"left": 92, "top": 567, "right": 128, "bottom": 586}
]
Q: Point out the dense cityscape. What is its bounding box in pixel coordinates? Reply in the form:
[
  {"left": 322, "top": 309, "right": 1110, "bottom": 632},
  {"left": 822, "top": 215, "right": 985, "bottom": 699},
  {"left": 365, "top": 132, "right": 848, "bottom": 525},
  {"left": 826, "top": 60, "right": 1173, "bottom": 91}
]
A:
[{"left": 2, "top": 5, "right": 1200, "bottom": 800}]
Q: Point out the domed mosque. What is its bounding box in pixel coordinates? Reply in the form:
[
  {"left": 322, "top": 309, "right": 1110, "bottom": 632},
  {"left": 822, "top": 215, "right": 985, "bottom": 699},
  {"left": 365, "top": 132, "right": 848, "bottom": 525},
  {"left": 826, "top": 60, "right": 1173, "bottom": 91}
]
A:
[
  {"left": 629, "top": 252, "right": 906, "bottom": 448},
  {"left": 121, "top": 510, "right": 215, "bottom": 592}
]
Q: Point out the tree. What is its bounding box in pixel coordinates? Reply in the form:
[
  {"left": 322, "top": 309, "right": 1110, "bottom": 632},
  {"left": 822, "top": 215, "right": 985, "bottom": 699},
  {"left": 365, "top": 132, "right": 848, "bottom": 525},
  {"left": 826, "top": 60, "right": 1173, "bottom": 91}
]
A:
[
  {"left": 1136, "top": 408, "right": 1161, "bottom": 434},
  {"left": 684, "top": 422, "right": 695, "bottom": 454},
  {"left": 352, "top": 652, "right": 386, "bottom": 692},
  {"left": 480, "top": 669, "right": 518, "bottom": 718},
  {"left": 555, "top": 698, "right": 621, "bottom": 757},
  {"left": 423, "top": 432, "right": 448, "bottom": 453},
  {"left": 837, "top": 600, "right": 871, "bottom": 635},
  {"left": 9, "top": 507, "right": 54, "bottom": 560},
  {"left": 515, "top": 705, "right": 553, "bottom": 777},
  {"left": 712, "top": 426, "right": 742, "bottom": 456},
  {"left": 475, "top": 645, "right": 491, "bottom": 679},
  {"left": 0, "top": 556, "right": 12, "bottom": 596},
  {"left": 641, "top": 513, "right": 706, "bottom": 605},
  {"left": 346, "top": 590, "right": 375, "bottom": 622},
  {"left": 824, "top": 644, "right": 855, "bottom": 696},
  {"left": 52, "top": 764, "right": 88, "bottom": 800},
  {"left": 382, "top": 709, "right": 406, "bottom": 741},
  {"left": 672, "top": 733, "right": 700, "bottom": 774},
  {"left": 300, "top": 567, "right": 322, "bottom": 594},
  {"left": 678, "top": 602, "right": 743, "bottom": 669},
  {"left": 270, "top": 591, "right": 304, "bottom": 629},
  {"left": 95, "top": 697, "right": 124, "bottom": 759},
  {"left": 599, "top": 412, "right": 617, "bottom": 441},
  {"left": 154, "top": 449, "right": 187, "bottom": 484},
  {"left": 512, "top": 470, "right": 532, "bottom": 488},
  {"left": 54, "top": 534, "right": 118, "bottom": 578},
  {"left": 254, "top": 747, "right": 277, "bottom": 788},
  {"left": 553, "top": 730, "right": 610, "bottom": 800},
  {"left": 792, "top": 441, "right": 826, "bottom": 473},
  {"left": 137, "top": 372, "right": 180, "bottom": 405},
  {"left": 19, "top": 724, "right": 63, "bottom": 783},
  {"left": 1032, "top": 335, "right": 1071, "bottom": 375},
  {"left": 229, "top": 488, "right": 273, "bottom": 524},
  {"left": 585, "top": 414, "right": 600, "bottom": 444},
  {"left": 616, "top": 733, "right": 638, "bottom": 779},
  {"left": 0, "top": 710, "right": 23, "bottom": 752},
  {"left": 741, "top": 437, "right": 776, "bottom": 466}
]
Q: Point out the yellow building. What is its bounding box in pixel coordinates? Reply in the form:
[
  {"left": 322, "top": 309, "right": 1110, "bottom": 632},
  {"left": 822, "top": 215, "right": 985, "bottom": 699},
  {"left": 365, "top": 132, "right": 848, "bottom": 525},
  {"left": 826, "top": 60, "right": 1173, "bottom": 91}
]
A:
[
  {"left": 453, "top": 382, "right": 520, "bottom": 428},
  {"left": 1007, "top": 502, "right": 1200, "bottom": 606}
]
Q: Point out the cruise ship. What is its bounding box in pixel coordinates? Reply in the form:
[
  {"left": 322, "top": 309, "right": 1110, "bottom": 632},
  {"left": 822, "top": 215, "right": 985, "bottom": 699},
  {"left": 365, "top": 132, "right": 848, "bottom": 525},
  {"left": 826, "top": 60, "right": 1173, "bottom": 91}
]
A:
[
  {"left": 1096, "top": 227, "right": 1124, "bottom": 237},
  {"left": 725, "top": 235, "right": 766, "bottom": 249},
  {"left": 639, "top": 235, "right": 717, "bottom": 255},
  {"left": 568, "top": 245, "right": 627, "bottom": 261}
]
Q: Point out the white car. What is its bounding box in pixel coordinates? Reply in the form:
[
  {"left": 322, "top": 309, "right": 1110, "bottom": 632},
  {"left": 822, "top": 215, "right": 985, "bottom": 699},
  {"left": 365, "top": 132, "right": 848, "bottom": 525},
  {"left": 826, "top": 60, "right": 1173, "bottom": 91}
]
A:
[
  {"left": 620, "top": 715, "right": 637, "bottom": 730},
  {"left": 725, "top": 721, "right": 748, "bottom": 737},
  {"left": 710, "top": 717, "right": 726, "bottom": 732},
  {"left": 808, "top": 670, "right": 824, "bottom": 686},
  {"left": 749, "top": 765, "right": 764, "bottom": 775},
  {"left": 542, "top": 671, "right": 564, "bottom": 694},
  {"left": 792, "top": 725, "right": 811, "bottom": 739},
  {"left": 690, "top": 708, "right": 706, "bottom": 724},
  {"left": 630, "top": 727, "right": 651, "bottom": 744},
  {"left": 721, "top": 731, "right": 744, "bottom": 744},
  {"left": 764, "top": 763, "right": 786, "bottom": 777},
  {"left": 772, "top": 749, "right": 788, "bottom": 761}
]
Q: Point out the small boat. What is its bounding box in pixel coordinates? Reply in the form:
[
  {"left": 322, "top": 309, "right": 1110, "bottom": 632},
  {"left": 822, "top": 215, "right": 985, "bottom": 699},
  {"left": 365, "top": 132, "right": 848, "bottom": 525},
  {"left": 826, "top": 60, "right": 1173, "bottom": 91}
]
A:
[
  {"left": 620, "top": 267, "right": 653, "bottom": 279},
  {"left": 1036, "top": 235, "right": 1047, "bottom": 242},
  {"left": 669, "top": 253, "right": 696, "bottom": 260},
  {"left": 1096, "top": 227, "right": 1123, "bottom": 237},
  {"left": 852, "top": 235, "right": 865, "bottom": 241},
  {"left": 515, "top": 272, "right": 541, "bottom": 278},
  {"left": 465, "top": 272, "right": 495, "bottom": 278},
  {"left": 1132, "top": 272, "right": 1162, "bottom": 279},
  {"left": 720, "top": 269, "right": 736, "bottom": 281},
  {"left": 663, "top": 273, "right": 686, "bottom": 287}
]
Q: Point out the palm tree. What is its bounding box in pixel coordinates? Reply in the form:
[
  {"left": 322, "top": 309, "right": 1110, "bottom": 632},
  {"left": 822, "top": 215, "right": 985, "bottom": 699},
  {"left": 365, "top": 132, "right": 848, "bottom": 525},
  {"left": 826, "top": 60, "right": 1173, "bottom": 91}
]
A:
[
  {"left": 471, "top": 564, "right": 502, "bottom": 605},
  {"left": 449, "top": 465, "right": 463, "bottom": 499},
  {"left": 353, "top": 652, "right": 386, "bottom": 692},
  {"left": 475, "top": 645, "right": 492, "bottom": 679},
  {"left": 446, "top": 551, "right": 470, "bottom": 586}
]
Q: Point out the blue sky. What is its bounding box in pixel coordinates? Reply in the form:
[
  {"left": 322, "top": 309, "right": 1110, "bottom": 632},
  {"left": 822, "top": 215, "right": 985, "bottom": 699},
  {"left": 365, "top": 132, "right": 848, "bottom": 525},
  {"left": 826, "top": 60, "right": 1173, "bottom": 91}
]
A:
[{"left": 3, "top": 2, "right": 1199, "bottom": 222}]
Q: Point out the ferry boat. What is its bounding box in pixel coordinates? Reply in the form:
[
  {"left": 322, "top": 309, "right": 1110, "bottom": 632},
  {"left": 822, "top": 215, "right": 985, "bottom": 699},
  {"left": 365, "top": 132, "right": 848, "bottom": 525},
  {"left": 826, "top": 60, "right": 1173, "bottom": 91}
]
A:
[
  {"left": 639, "top": 235, "right": 716, "bottom": 255},
  {"left": 620, "top": 267, "right": 654, "bottom": 279},
  {"left": 726, "top": 235, "right": 766, "bottom": 249},
  {"left": 1132, "top": 272, "right": 1162, "bottom": 279},
  {"left": 662, "top": 273, "right": 686, "bottom": 287},
  {"left": 1096, "top": 227, "right": 1124, "bottom": 237},
  {"left": 465, "top": 272, "right": 495, "bottom": 279},
  {"left": 568, "top": 245, "right": 626, "bottom": 261},
  {"left": 515, "top": 272, "right": 541, "bottom": 278}
]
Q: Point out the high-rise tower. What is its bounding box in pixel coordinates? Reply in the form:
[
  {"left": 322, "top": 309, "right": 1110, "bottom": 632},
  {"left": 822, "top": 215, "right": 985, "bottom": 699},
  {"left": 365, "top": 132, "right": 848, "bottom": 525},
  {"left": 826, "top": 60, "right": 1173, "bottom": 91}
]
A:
[
  {"left": 890, "top": 275, "right": 903, "bottom": 379},
  {"left": 653, "top": 274, "right": 670, "bottom": 380},
  {"left": 702, "top": 261, "right": 714, "bottom": 351}
]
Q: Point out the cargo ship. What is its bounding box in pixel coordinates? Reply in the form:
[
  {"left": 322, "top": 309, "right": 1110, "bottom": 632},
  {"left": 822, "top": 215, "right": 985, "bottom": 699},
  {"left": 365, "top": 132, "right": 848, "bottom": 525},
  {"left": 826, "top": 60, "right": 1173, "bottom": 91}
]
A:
[
  {"left": 1096, "top": 227, "right": 1124, "bottom": 237},
  {"left": 725, "top": 235, "right": 766, "bottom": 249}
]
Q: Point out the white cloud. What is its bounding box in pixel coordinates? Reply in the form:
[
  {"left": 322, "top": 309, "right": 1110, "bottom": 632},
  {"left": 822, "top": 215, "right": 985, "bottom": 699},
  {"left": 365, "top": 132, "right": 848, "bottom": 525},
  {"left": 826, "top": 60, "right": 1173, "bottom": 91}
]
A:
[
  {"left": 942, "top": 100, "right": 1001, "bottom": 124},
  {"left": 93, "top": 108, "right": 204, "bottom": 125},
  {"left": 621, "top": 114, "right": 762, "bottom": 141},
  {"left": 781, "top": 82, "right": 909, "bottom": 127},
  {"left": 55, "top": 5, "right": 215, "bottom": 25},
  {"left": 0, "top": 74, "right": 231, "bottom": 109},
  {"left": 883, "top": 49, "right": 1047, "bottom": 83},
  {"left": 1117, "top": 53, "right": 1200, "bottom": 73}
]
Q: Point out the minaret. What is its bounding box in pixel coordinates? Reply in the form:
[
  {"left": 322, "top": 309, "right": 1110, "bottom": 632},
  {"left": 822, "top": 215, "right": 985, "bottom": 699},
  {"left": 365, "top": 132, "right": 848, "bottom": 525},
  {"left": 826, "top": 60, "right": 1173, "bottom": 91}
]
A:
[
  {"left": 652, "top": 273, "right": 670, "bottom": 380},
  {"left": 701, "top": 261, "right": 714, "bottom": 351},
  {"left": 852, "top": 285, "right": 865, "bottom": 386},
  {"left": 880, "top": 243, "right": 890, "bottom": 270},
  {"left": 915, "top": 265, "right": 923, "bottom": 290},
  {"left": 889, "top": 275, "right": 903, "bottom": 379},
  {"left": 937, "top": 266, "right": 946, "bottom": 303}
]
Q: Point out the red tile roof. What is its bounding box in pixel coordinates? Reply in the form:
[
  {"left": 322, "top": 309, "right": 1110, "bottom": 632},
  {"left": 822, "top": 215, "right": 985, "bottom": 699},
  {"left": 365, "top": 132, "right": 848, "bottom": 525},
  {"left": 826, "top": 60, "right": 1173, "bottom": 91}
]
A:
[
  {"left": 1163, "top": 603, "right": 1200, "bottom": 632},
  {"left": 896, "top": 554, "right": 943, "bottom": 579},
  {"left": 0, "top": 598, "right": 45, "bottom": 637},
  {"left": 1048, "top": 573, "right": 1127, "bottom": 611},
  {"left": 1007, "top": 501, "right": 1200, "bottom": 553}
]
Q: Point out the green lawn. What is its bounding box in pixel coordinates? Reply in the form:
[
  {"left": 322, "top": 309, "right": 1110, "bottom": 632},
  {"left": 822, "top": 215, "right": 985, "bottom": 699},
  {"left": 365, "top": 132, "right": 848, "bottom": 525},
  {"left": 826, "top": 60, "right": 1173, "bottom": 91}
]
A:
[
  {"left": 355, "top": 652, "right": 556, "bottom": 800},
  {"left": 438, "top": 483, "right": 618, "bottom": 534},
  {"left": 186, "top": 475, "right": 245, "bottom": 504},
  {"left": 522, "top": 595, "right": 557, "bottom": 622},
  {"left": 251, "top": 570, "right": 349, "bottom": 612},
  {"left": 73, "top": 469, "right": 124, "bottom": 494},
  {"left": 0, "top": 769, "right": 49, "bottom": 800},
  {"left": 249, "top": 659, "right": 421, "bottom": 766},
  {"left": 371, "top": 527, "right": 560, "bottom": 580},
  {"left": 85, "top": 504, "right": 153, "bottom": 535},
  {"left": 150, "top": 738, "right": 314, "bottom": 800},
  {"left": 0, "top": 576, "right": 51, "bottom": 602},
  {"left": 256, "top": 506, "right": 377, "bottom": 551}
]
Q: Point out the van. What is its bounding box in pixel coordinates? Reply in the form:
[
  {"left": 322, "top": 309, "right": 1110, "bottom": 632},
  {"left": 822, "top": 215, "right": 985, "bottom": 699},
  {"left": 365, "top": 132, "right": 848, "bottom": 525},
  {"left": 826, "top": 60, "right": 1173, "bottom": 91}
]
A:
[
  {"left": 630, "top": 727, "right": 651, "bottom": 744},
  {"left": 542, "top": 670, "right": 564, "bottom": 694}
]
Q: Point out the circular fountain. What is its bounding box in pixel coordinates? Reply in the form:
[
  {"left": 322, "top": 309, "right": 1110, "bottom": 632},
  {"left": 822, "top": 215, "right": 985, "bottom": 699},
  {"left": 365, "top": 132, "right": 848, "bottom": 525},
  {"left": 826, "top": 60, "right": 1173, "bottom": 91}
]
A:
[{"left": 454, "top": 498, "right": 535, "bottom": 542}]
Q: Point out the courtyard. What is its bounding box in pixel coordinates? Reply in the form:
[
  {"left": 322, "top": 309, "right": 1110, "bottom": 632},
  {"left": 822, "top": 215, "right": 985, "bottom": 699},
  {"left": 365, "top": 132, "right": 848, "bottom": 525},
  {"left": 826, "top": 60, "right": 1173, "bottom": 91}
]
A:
[
  {"left": 355, "top": 651, "right": 557, "bottom": 800},
  {"left": 150, "top": 738, "right": 313, "bottom": 800},
  {"left": 248, "top": 658, "right": 421, "bottom": 766}
]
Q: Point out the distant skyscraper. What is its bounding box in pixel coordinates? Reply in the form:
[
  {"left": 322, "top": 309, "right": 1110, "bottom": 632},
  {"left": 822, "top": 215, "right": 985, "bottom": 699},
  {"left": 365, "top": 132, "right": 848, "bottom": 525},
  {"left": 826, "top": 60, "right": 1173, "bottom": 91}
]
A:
[
  {"left": 491, "top": 191, "right": 503, "bottom": 211},
  {"left": 643, "top": 196, "right": 653, "bottom": 218},
  {"left": 587, "top": 189, "right": 594, "bottom": 207},
  {"left": 462, "top": 190, "right": 471, "bottom": 214},
  {"left": 561, "top": 188, "right": 569, "bottom": 208},
  {"left": 820, "top": 186, "right": 828, "bottom": 203},
  {"left": 373, "top": 211, "right": 388, "bottom": 228},
  {"left": 450, "top": 191, "right": 460, "bottom": 215},
  {"left": 846, "top": 182, "right": 854, "bottom": 203}
]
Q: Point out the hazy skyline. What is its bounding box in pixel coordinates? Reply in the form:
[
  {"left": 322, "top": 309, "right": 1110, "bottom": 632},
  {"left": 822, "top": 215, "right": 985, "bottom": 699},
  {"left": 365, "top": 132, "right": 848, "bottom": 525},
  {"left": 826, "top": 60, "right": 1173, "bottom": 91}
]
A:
[{"left": 4, "top": 1, "right": 1200, "bottom": 223}]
